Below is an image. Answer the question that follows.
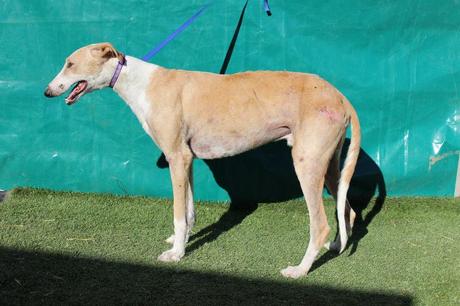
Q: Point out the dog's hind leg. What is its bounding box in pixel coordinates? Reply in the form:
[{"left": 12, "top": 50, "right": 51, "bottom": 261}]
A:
[
  {"left": 281, "top": 118, "right": 340, "bottom": 278},
  {"left": 324, "top": 137, "right": 345, "bottom": 202},
  {"left": 324, "top": 136, "right": 356, "bottom": 252}
]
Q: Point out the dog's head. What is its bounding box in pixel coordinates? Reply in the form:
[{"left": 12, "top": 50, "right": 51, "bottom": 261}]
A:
[{"left": 44, "top": 42, "right": 123, "bottom": 105}]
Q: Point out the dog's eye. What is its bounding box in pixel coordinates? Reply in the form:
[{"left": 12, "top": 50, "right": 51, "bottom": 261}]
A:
[{"left": 66, "top": 62, "right": 74, "bottom": 68}]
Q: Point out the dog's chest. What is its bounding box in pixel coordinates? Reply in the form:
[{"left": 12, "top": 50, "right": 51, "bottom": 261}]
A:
[{"left": 124, "top": 92, "right": 156, "bottom": 139}]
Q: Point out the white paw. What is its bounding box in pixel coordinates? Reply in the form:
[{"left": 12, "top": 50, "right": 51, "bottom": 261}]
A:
[
  {"left": 165, "top": 234, "right": 175, "bottom": 244},
  {"left": 157, "top": 249, "right": 184, "bottom": 262},
  {"left": 281, "top": 265, "right": 307, "bottom": 279}
]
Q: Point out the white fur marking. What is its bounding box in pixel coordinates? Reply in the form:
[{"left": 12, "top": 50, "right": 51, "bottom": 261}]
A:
[
  {"left": 336, "top": 181, "right": 349, "bottom": 253},
  {"left": 158, "top": 217, "right": 186, "bottom": 262},
  {"left": 112, "top": 56, "right": 158, "bottom": 137}
]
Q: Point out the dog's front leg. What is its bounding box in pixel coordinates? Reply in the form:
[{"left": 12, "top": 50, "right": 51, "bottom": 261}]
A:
[
  {"left": 165, "top": 164, "right": 194, "bottom": 244},
  {"left": 158, "top": 152, "right": 193, "bottom": 262}
]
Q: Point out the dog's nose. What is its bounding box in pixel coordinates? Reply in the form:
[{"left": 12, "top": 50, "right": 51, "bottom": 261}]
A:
[{"left": 44, "top": 87, "right": 53, "bottom": 98}]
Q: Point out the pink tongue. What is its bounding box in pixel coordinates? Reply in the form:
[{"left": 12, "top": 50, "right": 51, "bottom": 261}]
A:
[
  {"left": 76, "top": 82, "right": 85, "bottom": 91},
  {"left": 67, "top": 81, "right": 85, "bottom": 102}
]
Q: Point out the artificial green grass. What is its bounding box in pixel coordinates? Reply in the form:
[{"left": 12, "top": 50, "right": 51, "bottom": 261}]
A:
[{"left": 0, "top": 188, "right": 458, "bottom": 305}]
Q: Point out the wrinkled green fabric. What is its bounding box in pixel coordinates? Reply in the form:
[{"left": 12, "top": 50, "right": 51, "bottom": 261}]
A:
[{"left": 0, "top": 0, "right": 458, "bottom": 199}]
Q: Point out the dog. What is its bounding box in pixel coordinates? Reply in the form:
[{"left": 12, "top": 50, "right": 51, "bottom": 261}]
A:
[{"left": 44, "top": 42, "right": 360, "bottom": 278}]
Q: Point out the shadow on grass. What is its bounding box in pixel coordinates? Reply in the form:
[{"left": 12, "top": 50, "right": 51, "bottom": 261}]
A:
[
  {"left": 0, "top": 247, "right": 411, "bottom": 305},
  {"left": 0, "top": 191, "right": 7, "bottom": 203},
  {"left": 187, "top": 203, "right": 258, "bottom": 253}
]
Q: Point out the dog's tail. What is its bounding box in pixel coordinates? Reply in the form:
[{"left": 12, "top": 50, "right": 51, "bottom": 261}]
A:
[{"left": 336, "top": 96, "right": 361, "bottom": 253}]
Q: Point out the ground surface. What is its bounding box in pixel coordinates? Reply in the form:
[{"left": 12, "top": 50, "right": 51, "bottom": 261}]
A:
[{"left": 0, "top": 188, "right": 458, "bottom": 305}]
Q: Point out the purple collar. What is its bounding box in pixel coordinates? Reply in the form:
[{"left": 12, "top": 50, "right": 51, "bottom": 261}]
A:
[{"left": 109, "top": 54, "right": 127, "bottom": 88}]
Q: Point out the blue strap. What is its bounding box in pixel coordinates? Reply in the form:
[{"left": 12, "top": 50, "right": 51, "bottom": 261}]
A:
[
  {"left": 141, "top": 1, "right": 272, "bottom": 62},
  {"left": 263, "top": 0, "right": 272, "bottom": 16},
  {"left": 141, "top": 3, "right": 212, "bottom": 62}
]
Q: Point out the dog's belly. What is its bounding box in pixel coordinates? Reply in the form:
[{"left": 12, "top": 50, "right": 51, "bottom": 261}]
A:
[{"left": 189, "top": 126, "right": 290, "bottom": 159}]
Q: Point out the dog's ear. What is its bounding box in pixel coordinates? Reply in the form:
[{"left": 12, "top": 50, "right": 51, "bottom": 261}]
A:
[{"left": 90, "top": 43, "right": 118, "bottom": 61}]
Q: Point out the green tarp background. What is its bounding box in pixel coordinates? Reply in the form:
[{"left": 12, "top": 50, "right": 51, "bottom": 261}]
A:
[{"left": 0, "top": 0, "right": 459, "bottom": 199}]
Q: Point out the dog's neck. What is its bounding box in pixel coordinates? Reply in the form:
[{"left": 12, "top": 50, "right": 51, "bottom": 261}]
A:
[
  {"left": 110, "top": 56, "right": 161, "bottom": 137},
  {"left": 111, "top": 55, "right": 160, "bottom": 107}
]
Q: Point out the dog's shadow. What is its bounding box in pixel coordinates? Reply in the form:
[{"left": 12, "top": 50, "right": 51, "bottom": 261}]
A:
[{"left": 157, "top": 139, "right": 386, "bottom": 267}]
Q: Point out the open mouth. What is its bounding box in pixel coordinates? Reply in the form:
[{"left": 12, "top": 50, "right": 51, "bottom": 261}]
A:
[{"left": 65, "top": 80, "right": 88, "bottom": 105}]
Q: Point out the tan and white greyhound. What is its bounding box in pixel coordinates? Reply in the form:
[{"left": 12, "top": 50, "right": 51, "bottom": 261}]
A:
[{"left": 44, "top": 42, "right": 360, "bottom": 278}]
